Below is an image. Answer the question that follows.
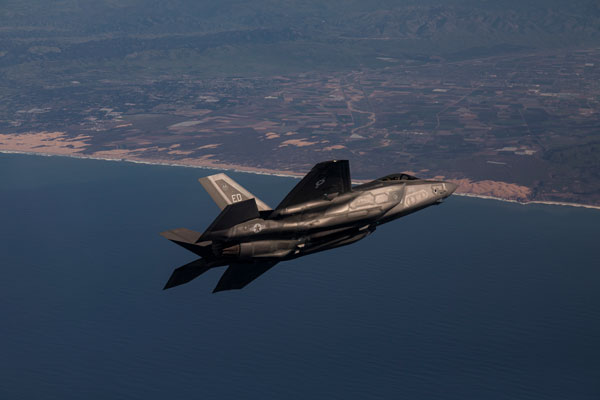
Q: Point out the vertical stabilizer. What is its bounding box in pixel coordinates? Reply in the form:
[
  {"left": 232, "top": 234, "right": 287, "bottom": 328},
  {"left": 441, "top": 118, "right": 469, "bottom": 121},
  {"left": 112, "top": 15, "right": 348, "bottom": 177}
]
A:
[
  {"left": 276, "top": 160, "right": 351, "bottom": 210},
  {"left": 201, "top": 198, "right": 260, "bottom": 237},
  {"left": 199, "top": 173, "right": 271, "bottom": 211}
]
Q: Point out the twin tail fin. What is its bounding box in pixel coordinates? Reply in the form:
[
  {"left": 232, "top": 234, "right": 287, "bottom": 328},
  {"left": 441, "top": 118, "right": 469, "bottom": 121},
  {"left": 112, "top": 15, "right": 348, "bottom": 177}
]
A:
[{"left": 199, "top": 173, "right": 271, "bottom": 211}]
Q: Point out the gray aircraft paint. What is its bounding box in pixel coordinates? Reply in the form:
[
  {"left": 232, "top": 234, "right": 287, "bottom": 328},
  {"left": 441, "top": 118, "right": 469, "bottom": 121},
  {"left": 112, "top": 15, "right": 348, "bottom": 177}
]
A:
[{"left": 161, "top": 160, "right": 457, "bottom": 292}]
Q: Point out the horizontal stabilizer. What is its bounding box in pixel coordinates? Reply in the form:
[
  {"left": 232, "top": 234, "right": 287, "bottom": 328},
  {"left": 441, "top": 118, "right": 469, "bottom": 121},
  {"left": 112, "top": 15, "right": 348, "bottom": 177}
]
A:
[
  {"left": 213, "top": 261, "right": 277, "bottom": 293},
  {"left": 199, "top": 173, "right": 271, "bottom": 211},
  {"left": 276, "top": 160, "right": 351, "bottom": 210},
  {"left": 160, "top": 227, "right": 202, "bottom": 243},
  {"left": 163, "top": 258, "right": 213, "bottom": 290},
  {"left": 160, "top": 228, "right": 212, "bottom": 257},
  {"left": 201, "top": 198, "right": 260, "bottom": 237}
]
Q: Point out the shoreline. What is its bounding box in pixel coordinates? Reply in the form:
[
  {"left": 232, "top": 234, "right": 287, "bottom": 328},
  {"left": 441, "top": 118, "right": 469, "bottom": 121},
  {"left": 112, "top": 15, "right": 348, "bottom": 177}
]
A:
[{"left": 3, "top": 149, "right": 600, "bottom": 211}]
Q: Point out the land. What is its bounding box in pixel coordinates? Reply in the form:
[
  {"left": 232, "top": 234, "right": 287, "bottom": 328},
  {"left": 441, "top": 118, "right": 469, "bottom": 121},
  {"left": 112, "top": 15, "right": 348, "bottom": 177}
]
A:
[{"left": 1, "top": 1, "right": 599, "bottom": 205}]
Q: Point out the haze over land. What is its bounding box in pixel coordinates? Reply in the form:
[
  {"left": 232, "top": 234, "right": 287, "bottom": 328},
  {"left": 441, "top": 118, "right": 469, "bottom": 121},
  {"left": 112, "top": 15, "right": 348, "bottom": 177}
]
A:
[{"left": 1, "top": 0, "right": 599, "bottom": 204}]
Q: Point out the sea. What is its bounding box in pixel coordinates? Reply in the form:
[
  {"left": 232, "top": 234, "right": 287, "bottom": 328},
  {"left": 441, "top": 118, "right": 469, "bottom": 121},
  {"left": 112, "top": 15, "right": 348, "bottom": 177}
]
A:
[{"left": 1, "top": 153, "right": 599, "bottom": 400}]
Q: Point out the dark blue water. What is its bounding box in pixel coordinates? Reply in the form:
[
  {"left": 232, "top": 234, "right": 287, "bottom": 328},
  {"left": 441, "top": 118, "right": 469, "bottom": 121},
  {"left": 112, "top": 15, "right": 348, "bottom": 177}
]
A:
[{"left": 1, "top": 153, "right": 599, "bottom": 399}]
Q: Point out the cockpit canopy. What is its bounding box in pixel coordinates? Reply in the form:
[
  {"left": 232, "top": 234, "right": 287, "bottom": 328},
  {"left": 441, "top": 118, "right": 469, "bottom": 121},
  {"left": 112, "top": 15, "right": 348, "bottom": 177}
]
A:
[{"left": 378, "top": 173, "right": 419, "bottom": 182}]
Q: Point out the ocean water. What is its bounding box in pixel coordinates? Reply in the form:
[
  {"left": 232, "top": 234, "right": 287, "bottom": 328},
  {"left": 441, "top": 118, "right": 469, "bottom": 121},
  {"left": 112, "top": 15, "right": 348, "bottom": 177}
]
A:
[{"left": 1, "top": 153, "right": 599, "bottom": 400}]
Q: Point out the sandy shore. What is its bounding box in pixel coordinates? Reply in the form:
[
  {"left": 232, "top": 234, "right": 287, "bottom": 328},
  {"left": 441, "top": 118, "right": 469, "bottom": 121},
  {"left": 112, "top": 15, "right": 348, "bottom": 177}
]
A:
[
  {"left": 1, "top": 131, "right": 599, "bottom": 211},
  {"left": 0, "top": 131, "right": 305, "bottom": 178},
  {"left": 4, "top": 149, "right": 599, "bottom": 211}
]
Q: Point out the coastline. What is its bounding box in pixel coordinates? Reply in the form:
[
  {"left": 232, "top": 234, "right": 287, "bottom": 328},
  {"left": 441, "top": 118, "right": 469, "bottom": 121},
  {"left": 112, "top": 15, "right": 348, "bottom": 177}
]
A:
[{"left": 3, "top": 149, "right": 600, "bottom": 211}]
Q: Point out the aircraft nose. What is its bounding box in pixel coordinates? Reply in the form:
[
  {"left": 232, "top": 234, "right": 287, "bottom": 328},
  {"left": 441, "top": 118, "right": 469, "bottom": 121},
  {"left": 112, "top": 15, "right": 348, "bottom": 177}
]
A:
[{"left": 446, "top": 182, "right": 458, "bottom": 195}]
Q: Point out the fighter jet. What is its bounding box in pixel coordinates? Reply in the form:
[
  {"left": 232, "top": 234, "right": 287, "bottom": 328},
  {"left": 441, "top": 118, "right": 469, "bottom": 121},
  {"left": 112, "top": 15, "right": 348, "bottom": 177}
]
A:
[{"left": 161, "top": 160, "right": 457, "bottom": 292}]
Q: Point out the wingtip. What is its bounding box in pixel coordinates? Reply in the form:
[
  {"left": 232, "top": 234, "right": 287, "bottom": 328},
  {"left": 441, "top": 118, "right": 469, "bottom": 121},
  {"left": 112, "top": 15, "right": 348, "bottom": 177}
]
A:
[
  {"left": 160, "top": 229, "right": 179, "bottom": 241},
  {"left": 212, "top": 286, "right": 238, "bottom": 294},
  {"left": 212, "top": 283, "right": 233, "bottom": 293},
  {"left": 163, "top": 278, "right": 177, "bottom": 290},
  {"left": 160, "top": 228, "right": 203, "bottom": 243}
]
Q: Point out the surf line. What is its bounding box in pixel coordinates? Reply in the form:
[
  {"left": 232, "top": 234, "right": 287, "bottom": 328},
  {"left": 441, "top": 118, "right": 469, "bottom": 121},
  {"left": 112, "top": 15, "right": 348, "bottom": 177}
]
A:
[{"left": 2, "top": 149, "right": 599, "bottom": 211}]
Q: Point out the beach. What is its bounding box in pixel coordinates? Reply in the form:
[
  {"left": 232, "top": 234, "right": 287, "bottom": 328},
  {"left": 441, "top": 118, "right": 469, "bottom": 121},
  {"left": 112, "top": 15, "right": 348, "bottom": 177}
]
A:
[
  {"left": 1, "top": 130, "right": 598, "bottom": 210},
  {"left": 3, "top": 146, "right": 599, "bottom": 211}
]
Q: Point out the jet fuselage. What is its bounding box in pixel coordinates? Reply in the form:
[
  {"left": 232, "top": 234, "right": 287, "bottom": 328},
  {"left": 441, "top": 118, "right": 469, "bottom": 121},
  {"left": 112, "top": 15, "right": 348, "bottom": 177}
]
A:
[
  {"left": 161, "top": 160, "right": 457, "bottom": 292},
  {"left": 204, "top": 178, "right": 456, "bottom": 261}
]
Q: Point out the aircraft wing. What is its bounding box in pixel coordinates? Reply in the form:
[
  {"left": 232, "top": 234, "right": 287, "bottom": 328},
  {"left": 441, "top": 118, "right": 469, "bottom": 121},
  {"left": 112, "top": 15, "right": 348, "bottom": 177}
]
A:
[
  {"left": 213, "top": 261, "right": 278, "bottom": 293},
  {"left": 276, "top": 160, "right": 351, "bottom": 210},
  {"left": 163, "top": 258, "right": 213, "bottom": 290}
]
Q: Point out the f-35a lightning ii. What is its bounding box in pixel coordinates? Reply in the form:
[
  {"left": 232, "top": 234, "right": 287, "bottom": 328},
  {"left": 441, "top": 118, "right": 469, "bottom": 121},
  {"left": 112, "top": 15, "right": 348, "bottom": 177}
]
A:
[{"left": 161, "top": 160, "right": 457, "bottom": 293}]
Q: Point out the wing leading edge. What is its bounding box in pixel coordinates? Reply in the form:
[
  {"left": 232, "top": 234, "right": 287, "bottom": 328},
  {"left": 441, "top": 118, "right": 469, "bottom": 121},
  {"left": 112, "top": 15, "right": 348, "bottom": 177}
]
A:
[
  {"left": 212, "top": 261, "right": 278, "bottom": 293},
  {"left": 163, "top": 258, "right": 277, "bottom": 292},
  {"left": 163, "top": 258, "right": 214, "bottom": 290}
]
